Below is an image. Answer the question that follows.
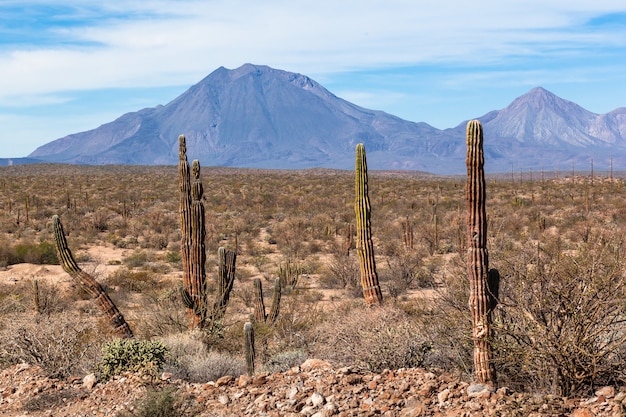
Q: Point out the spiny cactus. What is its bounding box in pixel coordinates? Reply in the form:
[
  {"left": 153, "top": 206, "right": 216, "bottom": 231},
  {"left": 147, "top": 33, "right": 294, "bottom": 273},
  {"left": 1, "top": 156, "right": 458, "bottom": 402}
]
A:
[
  {"left": 52, "top": 215, "right": 133, "bottom": 339},
  {"left": 178, "top": 135, "right": 236, "bottom": 329},
  {"left": 354, "top": 144, "right": 383, "bottom": 306},
  {"left": 465, "top": 120, "right": 498, "bottom": 386},
  {"left": 252, "top": 277, "right": 281, "bottom": 324},
  {"left": 244, "top": 322, "right": 255, "bottom": 376}
]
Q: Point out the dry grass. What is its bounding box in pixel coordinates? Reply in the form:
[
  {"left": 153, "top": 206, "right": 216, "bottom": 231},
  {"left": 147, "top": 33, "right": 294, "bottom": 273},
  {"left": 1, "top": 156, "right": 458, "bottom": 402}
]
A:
[{"left": 1, "top": 165, "right": 626, "bottom": 393}]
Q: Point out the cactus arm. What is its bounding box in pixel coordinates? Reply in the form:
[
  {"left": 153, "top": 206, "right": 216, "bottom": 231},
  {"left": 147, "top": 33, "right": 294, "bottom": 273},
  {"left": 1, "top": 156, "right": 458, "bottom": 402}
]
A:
[
  {"left": 354, "top": 144, "right": 383, "bottom": 306},
  {"left": 52, "top": 215, "right": 133, "bottom": 339},
  {"left": 253, "top": 278, "right": 267, "bottom": 322},
  {"left": 211, "top": 247, "right": 237, "bottom": 323},
  {"left": 465, "top": 120, "right": 497, "bottom": 385},
  {"left": 267, "top": 277, "right": 281, "bottom": 323}
]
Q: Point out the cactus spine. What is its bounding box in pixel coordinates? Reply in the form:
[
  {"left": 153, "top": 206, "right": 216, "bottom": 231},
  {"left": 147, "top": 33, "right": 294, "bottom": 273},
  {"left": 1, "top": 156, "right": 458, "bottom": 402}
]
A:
[
  {"left": 354, "top": 144, "right": 383, "bottom": 306},
  {"left": 465, "top": 120, "right": 498, "bottom": 386},
  {"left": 244, "top": 322, "right": 255, "bottom": 376},
  {"left": 53, "top": 215, "right": 133, "bottom": 338}
]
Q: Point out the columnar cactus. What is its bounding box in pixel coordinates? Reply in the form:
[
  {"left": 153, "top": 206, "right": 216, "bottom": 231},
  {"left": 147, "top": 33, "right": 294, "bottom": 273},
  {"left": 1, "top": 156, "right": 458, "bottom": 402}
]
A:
[
  {"left": 178, "top": 135, "right": 193, "bottom": 320},
  {"left": 53, "top": 215, "right": 133, "bottom": 338},
  {"left": 244, "top": 322, "right": 255, "bottom": 376},
  {"left": 178, "top": 135, "right": 236, "bottom": 329},
  {"left": 252, "top": 277, "right": 281, "bottom": 324},
  {"left": 267, "top": 277, "right": 281, "bottom": 323},
  {"left": 354, "top": 144, "right": 383, "bottom": 306},
  {"left": 253, "top": 278, "right": 267, "bottom": 322},
  {"left": 211, "top": 247, "right": 236, "bottom": 322},
  {"left": 465, "top": 120, "right": 498, "bottom": 386},
  {"left": 189, "top": 159, "right": 206, "bottom": 328}
]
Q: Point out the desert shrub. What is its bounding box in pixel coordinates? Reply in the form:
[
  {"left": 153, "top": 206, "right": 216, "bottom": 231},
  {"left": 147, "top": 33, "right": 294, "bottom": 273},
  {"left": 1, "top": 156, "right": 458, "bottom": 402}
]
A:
[
  {"left": 105, "top": 268, "right": 153, "bottom": 292},
  {"left": 124, "top": 250, "right": 149, "bottom": 268},
  {"left": 493, "top": 231, "right": 626, "bottom": 396},
  {"left": 263, "top": 349, "right": 308, "bottom": 373},
  {"left": 160, "top": 332, "right": 245, "bottom": 382},
  {"left": 0, "top": 313, "right": 101, "bottom": 377},
  {"left": 118, "top": 386, "right": 192, "bottom": 417},
  {"left": 98, "top": 339, "right": 169, "bottom": 380},
  {"left": 10, "top": 241, "right": 58, "bottom": 265},
  {"left": 320, "top": 253, "right": 359, "bottom": 289},
  {"left": 134, "top": 287, "right": 189, "bottom": 339},
  {"left": 312, "top": 304, "right": 430, "bottom": 372}
]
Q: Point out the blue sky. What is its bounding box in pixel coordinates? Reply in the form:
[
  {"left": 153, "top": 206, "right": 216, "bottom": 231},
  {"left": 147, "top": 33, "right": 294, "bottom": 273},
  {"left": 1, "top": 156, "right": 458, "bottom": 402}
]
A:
[{"left": 1, "top": 1, "right": 626, "bottom": 158}]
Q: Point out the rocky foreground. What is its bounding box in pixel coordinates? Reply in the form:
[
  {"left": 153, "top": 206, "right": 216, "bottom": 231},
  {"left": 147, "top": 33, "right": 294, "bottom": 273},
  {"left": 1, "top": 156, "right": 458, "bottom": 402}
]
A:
[{"left": 0, "top": 360, "right": 624, "bottom": 416}]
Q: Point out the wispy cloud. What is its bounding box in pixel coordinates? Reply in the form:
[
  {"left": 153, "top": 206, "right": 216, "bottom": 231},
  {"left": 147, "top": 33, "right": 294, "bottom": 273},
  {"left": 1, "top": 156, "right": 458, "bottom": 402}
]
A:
[{"left": 1, "top": 1, "right": 626, "bottom": 155}]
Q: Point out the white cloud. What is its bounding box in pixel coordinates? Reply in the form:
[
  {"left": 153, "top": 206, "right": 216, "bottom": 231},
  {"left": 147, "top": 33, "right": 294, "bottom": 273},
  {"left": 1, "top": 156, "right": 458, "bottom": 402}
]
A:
[{"left": 1, "top": 0, "right": 625, "bottom": 102}]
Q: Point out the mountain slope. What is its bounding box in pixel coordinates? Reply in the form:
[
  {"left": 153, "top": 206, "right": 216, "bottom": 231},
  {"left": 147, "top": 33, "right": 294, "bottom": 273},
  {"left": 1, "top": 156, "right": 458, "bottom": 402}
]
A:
[
  {"left": 28, "top": 65, "right": 626, "bottom": 174},
  {"left": 29, "top": 64, "right": 453, "bottom": 171}
]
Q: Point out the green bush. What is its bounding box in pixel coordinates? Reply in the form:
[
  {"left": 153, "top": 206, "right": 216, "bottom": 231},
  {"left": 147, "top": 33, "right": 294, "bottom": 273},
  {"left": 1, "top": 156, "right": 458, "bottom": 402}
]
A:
[{"left": 98, "top": 339, "right": 169, "bottom": 380}]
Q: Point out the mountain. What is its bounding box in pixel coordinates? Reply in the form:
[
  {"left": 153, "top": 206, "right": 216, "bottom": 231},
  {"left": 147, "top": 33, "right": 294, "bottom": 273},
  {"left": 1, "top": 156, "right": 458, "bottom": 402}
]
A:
[
  {"left": 28, "top": 64, "right": 454, "bottom": 172},
  {"left": 27, "top": 65, "right": 626, "bottom": 174}
]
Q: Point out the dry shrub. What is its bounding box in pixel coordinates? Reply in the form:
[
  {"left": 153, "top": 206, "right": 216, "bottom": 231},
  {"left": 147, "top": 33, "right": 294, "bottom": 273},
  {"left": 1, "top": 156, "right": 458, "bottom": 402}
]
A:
[
  {"left": 0, "top": 313, "right": 102, "bottom": 377},
  {"left": 311, "top": 304, "right": 430, "bottom": 372},
  {"left": 159, "top": 332, "right": 246, "bottom": 382},
  {"left": 493, "top": 231, "right": 626, "bottom": 396}
]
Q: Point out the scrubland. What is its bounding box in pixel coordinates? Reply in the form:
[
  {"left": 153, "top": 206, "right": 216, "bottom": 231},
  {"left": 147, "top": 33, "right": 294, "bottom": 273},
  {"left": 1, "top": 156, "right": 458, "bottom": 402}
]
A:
[{"left": 0, "top": 164, "right": 625, "bottom": 402}]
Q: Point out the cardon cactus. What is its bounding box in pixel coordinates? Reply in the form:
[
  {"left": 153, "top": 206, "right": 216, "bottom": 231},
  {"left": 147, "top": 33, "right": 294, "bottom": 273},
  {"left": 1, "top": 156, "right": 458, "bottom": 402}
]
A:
[
  {"left": 252, "top": 277, "right": 281, "bottom": 324},
  {"left": 465, "top": 120, "right": 499, "bottom": 386},
  {"left": 244, "top": 322, "right": 255, "bottom": 376},
  {"left": 178, "top": 135, "right": 236, "bottom": 329},
  {"left": 354, "top": 144, "right": 383, "bottom": 306},
  {"left": 53, "top": 215, "right": 133, "bottom": 338}
]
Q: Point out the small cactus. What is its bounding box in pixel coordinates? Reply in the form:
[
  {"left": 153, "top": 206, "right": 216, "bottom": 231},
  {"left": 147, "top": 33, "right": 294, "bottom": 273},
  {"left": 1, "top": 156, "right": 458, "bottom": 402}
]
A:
[
  {"left": 244, "top": 322, "right": 255, "bottom": 376},
  {"left": 252, "top": 277, "right": 281, "bottom": 324},
  {"left": 354, "top": 144, "right": 383, "bottom": 306}
]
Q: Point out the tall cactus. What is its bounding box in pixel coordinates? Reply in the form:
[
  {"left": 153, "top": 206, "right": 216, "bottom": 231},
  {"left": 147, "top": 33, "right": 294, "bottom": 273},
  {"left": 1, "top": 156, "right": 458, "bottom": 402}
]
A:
[
  {"left": 355, "top": 144, "right": 383, "bottom": 306},
  {"left": 178, "top": 135, "right": 236, "bottom": 329},
  {"left": 53, "top": 215, "right": 133, "bottom": 338},
  {"left": 179, "top": 135, "right": 193, "bottom": 321},
  {"left": 465, "top": 120, "right": 499, "bottom": 386}
]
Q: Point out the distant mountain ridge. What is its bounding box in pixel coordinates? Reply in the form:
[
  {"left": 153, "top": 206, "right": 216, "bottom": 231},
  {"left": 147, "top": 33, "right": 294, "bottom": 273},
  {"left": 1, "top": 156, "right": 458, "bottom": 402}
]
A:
[{"left": 26, "top": 64, "right": 626, "bottom": 174}]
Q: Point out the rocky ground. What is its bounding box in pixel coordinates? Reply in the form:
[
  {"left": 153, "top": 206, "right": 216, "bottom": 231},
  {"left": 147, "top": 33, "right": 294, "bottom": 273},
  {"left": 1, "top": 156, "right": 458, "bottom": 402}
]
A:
[{"left": 1, "top": 359, "right": 625, "bottom": 417}]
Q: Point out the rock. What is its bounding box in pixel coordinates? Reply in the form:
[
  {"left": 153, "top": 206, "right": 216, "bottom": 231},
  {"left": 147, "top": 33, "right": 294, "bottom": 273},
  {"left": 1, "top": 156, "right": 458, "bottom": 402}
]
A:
[
  {"left": 300, "top": 359, "right": 333, "bottom": 372},
  {"left": 310, "top": 392, "right": 325, "bottom": 407},
  {"left": 595, "top": 386, "right": 615, "bottom": 398},
  {"left": 571, "top": 408, "right": 594, "bottom": 417},
  {"left": 83, "top": 373, "right": 97, "bottom": 390},
  {"left": 467, "top": 383, "right": 494, "bottom": 397},
  {"left": 438, "top": 388, "right": 450, "bottom": 404},
  {"left": 215, "top": 375, "right": 234, "bottom": 387}
]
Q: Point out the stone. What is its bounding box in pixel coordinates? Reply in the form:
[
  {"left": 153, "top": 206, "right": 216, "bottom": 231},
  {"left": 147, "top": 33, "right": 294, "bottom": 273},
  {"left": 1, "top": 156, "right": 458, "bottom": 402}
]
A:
[
  {"left": 595, "top": 386, "right": 615, "bottom": 398},
  {"left": 83, "top": 373, "right": 97, "bottom": 390},
  {"left": 467, "top": 383, "right": 494, "bottom": 397}
]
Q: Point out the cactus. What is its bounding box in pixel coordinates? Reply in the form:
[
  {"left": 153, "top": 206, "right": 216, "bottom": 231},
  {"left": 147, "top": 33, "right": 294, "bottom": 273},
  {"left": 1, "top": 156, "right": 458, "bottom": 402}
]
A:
[
  {"left": 354, "top": 144, "right": 383, "bottom": 306},
  {"left": 211, "top": 247, "right": 236, "bottom": 322},
  {"left": 32, "top": 279, "right": 40, "bottom": 315},
  {"left": 53, "top": 215, "right": 133, "bottom": 338},
  {"left": 465, "top": 120, "right": 498, "bottom": 386},
  {"left": 244, "top": 322, "right": 255, "bottom": 376},
  {"left": 344, "top": 223, "right": 354, "bottom": 256},
  {"left": 252, "top": 277, "right": 281, "bottom": 324},
  {"left": 252, "top": 278, "right": 267, "bottom": 322},
  {"left": 178, "top": 135, "right": 236, "bottom": 329},
  {"left": 267, "top": 277, "right": 281, "bottom": 323}
]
